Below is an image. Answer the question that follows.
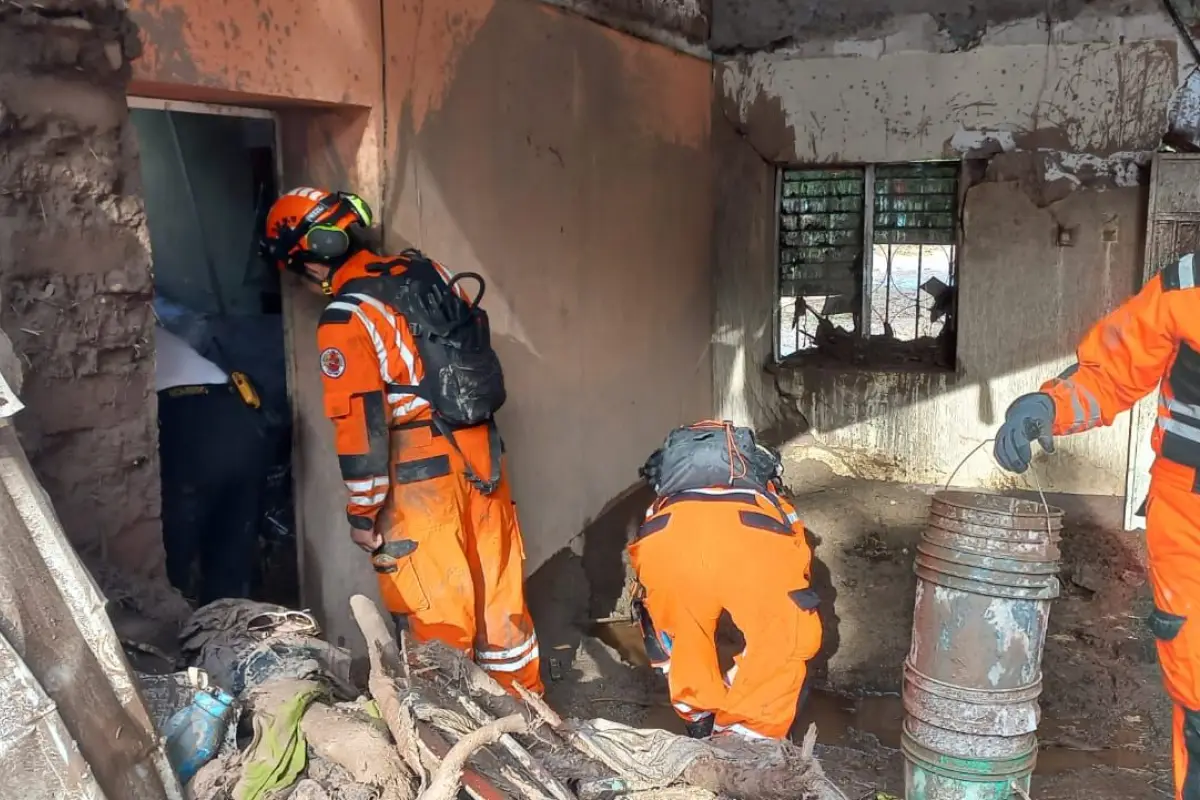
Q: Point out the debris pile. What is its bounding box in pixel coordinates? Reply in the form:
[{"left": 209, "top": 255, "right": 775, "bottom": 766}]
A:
[{"left": 159, "top": 595, "right": 847, "bottom": 800}]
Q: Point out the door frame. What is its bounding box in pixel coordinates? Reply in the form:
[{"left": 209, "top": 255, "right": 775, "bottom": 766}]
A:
[
  {"left": 126, "top": 96, "right": 302, "bottom": 591},
  {"left": 1123, "top": 152, "right": 1192, "bottom": 530}
]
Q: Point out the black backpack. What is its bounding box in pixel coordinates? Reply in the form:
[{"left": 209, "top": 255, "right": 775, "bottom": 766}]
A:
[
  {"left": 338, "top": 249, "right": 507, "bottom": 492},
  {"left": 639, "top": 420, "right": 782, "bottom": 498}
]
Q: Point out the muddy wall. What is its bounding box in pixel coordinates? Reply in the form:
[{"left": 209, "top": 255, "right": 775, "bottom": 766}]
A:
[
  {"left": 0, "top": 3, "right": 164, "bottom": 574},
  {"left": 383, "top": 0, "right": 714, "bottom": 573},
  {"left": 128, "top": 0, "right": 387, "bottom": 639},
  {"left": 714, "top": 8, "right": 1188, "bottom": 495},
  {"left": 125, "top": 0, "right": 711, "bottom": 646}
]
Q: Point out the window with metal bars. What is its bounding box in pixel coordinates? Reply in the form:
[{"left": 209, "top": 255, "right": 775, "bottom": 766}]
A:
[{"left": 776, "top": 162, "right": 960, "bottom": 366}]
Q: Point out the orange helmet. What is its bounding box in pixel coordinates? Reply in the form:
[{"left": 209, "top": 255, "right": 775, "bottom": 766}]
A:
[{"left": 260, "top": 187, "right": 374, "bottom": 276}]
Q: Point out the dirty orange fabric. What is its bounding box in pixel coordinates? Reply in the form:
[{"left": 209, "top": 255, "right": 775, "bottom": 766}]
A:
[
  {"left": 627, "top": 486, "right": 822, "bottom": 740},
  {"left": 1032, "top": 254, "right": 1200, "bottom": 800},
  {"left": 315, "top": 250, "right": 541, "bottom": 696},
  {"left": 1039, "top": 266, "right": 1200, "bottom": 494},
  {"left": 1145, "top": 483, "right": 1200, "bottom": 800}
]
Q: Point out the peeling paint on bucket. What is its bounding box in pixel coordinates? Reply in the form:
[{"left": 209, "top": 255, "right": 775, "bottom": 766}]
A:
[{"left": 904, "top": 491, "right": 1063, "bottom": 800}]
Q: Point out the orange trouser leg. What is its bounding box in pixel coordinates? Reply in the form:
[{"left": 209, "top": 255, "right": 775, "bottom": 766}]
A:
[
  {"left": 640, "top": 594, "right": 726, "bottom": 724},
  {"left": 1145, "top": 484, "right": 1200, "bottom": 800},
  {"left": 374, "top": 448, "right": 477, "bottom": 657},
  {"left": 464, "top": 462, "right": 543, "bottom": 697},
  {"left": 715, "top": 600, "right": 822, "bottom": 739}
]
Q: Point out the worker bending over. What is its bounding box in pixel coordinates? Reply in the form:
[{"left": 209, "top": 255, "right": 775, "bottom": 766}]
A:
[
  {"left": 629, "top": 421, "right": 822, "bottom": 740},
  {"left": 260, "top": 187, "right": 541, "bottom": 696},
  {"left": 993, "top": 254, "right": 1200, "bottom": 800}
]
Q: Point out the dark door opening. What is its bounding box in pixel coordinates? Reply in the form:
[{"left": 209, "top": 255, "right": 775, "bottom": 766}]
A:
[{"left": 130, "top": 101, "right": 297, "bottom": 608}]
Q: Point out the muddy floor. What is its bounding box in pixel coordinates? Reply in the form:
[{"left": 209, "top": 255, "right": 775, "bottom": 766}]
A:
[{"left": 528, "top": 464, "right": 1174, "bottom": 798}]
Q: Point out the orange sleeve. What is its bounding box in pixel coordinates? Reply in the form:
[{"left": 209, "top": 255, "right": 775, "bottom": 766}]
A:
[
  {"left": 1041, "top": 273, "right": 1180, "bottom": 436},
  {"left": 317, "top": 303, "right": 390, "bottom": 531}
]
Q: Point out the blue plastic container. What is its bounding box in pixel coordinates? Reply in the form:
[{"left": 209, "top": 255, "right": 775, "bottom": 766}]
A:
[{"left": 163, "top": 686, "right": 236, "bottom": 783}]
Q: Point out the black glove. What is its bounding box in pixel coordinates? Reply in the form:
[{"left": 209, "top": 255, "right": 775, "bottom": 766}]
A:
[{"left": 993, "top": 393, "right": 1056, "bottom": 474}]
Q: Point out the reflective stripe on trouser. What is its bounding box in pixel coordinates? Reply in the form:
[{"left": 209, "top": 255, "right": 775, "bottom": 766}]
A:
[
  {"left": 1144, "top": 483, "right": 1200, "bottom": 800},
  {"left": 374, "top": 423, "right": 543, "bottom": 697}
]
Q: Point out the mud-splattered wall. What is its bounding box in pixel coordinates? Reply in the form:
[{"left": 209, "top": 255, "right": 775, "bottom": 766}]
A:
[
  {"left": 383, "top": 0, "right": 713, "bottom": 574},
  {"left": 0, "top": 2, "right": 162, "bottom": 574},
  {"left": 714, "top": 6, "right": 1189, "bottom": 496},
  {"left": 123, "top": 0, "right": 711, "bottom": 647},
  {"left": 128, "top": 0, "right": 386, "bottom": 641}
]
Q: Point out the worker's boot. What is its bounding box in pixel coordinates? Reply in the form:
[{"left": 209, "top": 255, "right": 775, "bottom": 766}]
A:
[{"left": 685, "top": 714, "right": 714, "bottom": 739}]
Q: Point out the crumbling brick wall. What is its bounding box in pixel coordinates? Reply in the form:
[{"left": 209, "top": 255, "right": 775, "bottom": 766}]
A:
[{"left": 0, "top": 0, "right": 165, "bottom": 576}]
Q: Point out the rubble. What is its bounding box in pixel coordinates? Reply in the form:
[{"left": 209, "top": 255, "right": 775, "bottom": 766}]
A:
[{"left": 166, "top": 594, "right": 848, "bottom": 800}]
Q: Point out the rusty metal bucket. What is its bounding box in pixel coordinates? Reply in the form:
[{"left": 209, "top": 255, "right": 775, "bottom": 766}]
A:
[{"left": 902, "top": 490, "right": 1063, "bottom": 800}]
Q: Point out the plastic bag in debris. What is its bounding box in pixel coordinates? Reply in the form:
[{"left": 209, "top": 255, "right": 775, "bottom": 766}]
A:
[
  {"left": 179, "top": 600, "right": 353, "bottom": 699},
  {"left": 566, "top": 718, "right": 715, "bottom": 790},
  {"left": 640, "top": 421, "right": 782, "bottom": 498}
]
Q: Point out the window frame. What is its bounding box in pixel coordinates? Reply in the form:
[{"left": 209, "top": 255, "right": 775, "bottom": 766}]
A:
[{"left": 772, "top": 159, "right": 967, "bottom": 364}]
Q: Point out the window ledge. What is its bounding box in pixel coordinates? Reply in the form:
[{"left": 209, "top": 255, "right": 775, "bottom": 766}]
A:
[{"left": 769, "top": 350, "right": 958, "bottom": 377}]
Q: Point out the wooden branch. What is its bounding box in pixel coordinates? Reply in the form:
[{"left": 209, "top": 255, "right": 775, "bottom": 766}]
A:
[
  {"left": 448, "top": 684, "right": 577, "bottom": 800},
  {"left": 418, "top": 715, "right": 528, "bottom": 800},
  {"left": 514, "top": 685, "right": 564, "bottom": 728},
  {"left": 349, "top": 595, "right": 425, "bottom": 778}
]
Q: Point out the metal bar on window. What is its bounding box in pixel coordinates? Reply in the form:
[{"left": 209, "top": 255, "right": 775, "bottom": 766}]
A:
[
  {"left": 773, "top": 167, "right": 784, "bottom": 361},
  {"left": 915, "top": 243, "right": 923, "bottom": 339},
  {"left": 861, "top": 165, "right": 875, "bottom": 337}
]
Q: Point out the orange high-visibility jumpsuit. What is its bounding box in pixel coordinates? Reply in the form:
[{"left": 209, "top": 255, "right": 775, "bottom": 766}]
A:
[
  {"left": 1035, "top": 255, "right": 1200, "bottom": 800},
  {"left": 315, "top": 249, "right": 542, "bottom": 696},
  {"left": 627, "top": 486, "right": 823, "bottom": 739}
]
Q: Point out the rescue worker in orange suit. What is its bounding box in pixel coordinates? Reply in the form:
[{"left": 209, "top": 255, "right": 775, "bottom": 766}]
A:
[
  {"left": 994, "top": 253, "right": 1200, "bottom": 800},
  {"left": 628, "top": 422, "right": 823, "bottom": 740},
  {"left": 260, "top": 186, "right": 542, "bottom": 696}
]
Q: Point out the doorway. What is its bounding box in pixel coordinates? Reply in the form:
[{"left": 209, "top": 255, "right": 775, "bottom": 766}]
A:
[{"left": 129, "top": 98, "right": 297, "bottom": 606}]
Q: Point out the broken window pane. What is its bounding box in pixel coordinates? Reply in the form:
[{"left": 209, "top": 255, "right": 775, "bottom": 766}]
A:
[
  {"left": 777, "top": 167, "right": 865, "bottom": 356},
  {"left": 776, "top": 161, "right": 961, "bottom": 366}
]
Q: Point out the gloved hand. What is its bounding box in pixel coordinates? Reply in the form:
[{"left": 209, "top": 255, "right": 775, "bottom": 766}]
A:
[{"left": 993, "top": 392, "right": 1056, "bottom": 473}]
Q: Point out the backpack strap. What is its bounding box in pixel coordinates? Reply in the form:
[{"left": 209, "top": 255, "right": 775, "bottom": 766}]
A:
[
  {"left": 343, "top": 255, "right": 503, "bottom": 495},
  {"left": 430, "top": 415, "right": 503, "bottom": 495}
]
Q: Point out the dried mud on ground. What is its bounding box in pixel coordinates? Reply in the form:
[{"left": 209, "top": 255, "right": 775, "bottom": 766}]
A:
[{"left": 530, "top": 461, "right": 1174, "bottom": 797}]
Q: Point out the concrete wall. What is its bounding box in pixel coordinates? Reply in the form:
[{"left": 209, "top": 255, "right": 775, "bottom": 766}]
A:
[
  {"left": 714, "top": 6, "right": 1187, "bottom": 495},
  {"left": 383, "top": 0, "right": 714, "bottom": 573}
]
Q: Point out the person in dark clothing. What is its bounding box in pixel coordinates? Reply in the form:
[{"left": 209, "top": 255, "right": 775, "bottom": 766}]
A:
[{"left": 156, "top": 323, "right": 270, "bottom": 604}]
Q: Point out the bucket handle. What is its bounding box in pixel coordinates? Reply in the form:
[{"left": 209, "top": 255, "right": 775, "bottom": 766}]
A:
[{"left": 944, "top": 438, "right": 1055, "bottom": 540}]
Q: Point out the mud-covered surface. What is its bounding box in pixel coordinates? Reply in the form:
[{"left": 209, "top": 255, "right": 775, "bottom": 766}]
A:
[
  {"left": 783, "top": 458, "right": 1168, "bottom": 747},
  {"left": 0, "top": 2, "right": 163, "bottom": 576},
  {"left": 528, "top": 463, "right": 1172, "bottom": 797}
]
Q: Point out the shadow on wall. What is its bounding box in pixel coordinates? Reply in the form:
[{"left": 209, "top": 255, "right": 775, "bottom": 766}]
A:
[
  {"left": 381, "top": 0, "right": 713, "bottom": 572},
  {"left": 526, "top": 482, "right": 651, "bottom": 629}
]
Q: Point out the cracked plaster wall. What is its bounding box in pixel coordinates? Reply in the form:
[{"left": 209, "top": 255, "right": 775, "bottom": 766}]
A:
[{"left": 714, "top": 7, "right": 1193, "bottom": 495}]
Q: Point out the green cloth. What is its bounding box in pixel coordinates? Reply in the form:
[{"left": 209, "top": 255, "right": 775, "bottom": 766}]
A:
[{"left": 237, "top": 686, "right": 323, "bottom": 800}]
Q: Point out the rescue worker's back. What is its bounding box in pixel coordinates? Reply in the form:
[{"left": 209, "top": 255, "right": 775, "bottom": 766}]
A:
[
  {"left": 631, "top": 421, "right": 822, "bottom": 740},
  {"left": 629, "top": 486, "right": 822, "bottom": 739}
]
